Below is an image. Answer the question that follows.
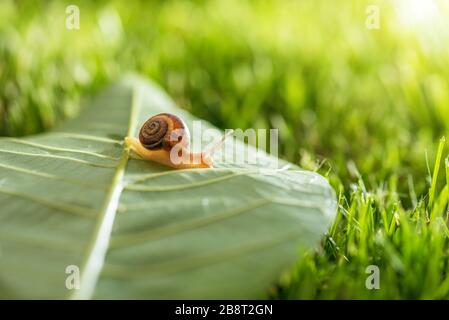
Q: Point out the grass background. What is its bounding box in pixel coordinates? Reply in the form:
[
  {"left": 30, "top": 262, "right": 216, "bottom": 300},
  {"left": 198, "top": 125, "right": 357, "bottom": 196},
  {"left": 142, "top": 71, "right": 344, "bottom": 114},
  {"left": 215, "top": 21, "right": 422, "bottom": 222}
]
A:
[{"left": 1, "top": 0, "right": 449, "bottom": 298}]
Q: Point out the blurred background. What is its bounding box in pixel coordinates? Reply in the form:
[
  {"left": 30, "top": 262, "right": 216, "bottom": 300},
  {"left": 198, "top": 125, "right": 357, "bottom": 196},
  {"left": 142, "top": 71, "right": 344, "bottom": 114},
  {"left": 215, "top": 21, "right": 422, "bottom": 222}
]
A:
[{"left": 1, "top": 0, "right": 449, "bottom": 298}]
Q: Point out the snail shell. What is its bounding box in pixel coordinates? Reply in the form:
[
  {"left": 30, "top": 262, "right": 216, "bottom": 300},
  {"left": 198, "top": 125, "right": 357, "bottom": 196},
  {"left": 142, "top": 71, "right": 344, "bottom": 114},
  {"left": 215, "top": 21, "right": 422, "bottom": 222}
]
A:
[{"left": 139, "top": 113, "right": 190, "bottom": 151}]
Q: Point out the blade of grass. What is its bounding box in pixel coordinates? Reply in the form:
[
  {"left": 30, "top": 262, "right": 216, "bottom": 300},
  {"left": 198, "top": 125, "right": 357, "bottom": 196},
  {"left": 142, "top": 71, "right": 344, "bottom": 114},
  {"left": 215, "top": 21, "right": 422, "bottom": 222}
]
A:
[{"left": 428, "top": 137, "right": 446, "bottom": 212}]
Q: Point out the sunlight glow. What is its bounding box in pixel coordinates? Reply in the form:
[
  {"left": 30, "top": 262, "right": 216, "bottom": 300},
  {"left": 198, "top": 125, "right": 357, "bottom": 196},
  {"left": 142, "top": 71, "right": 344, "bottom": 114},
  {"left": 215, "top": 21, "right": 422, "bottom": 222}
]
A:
[{"left": 397, "top": 0, "right": 439, "bottom": 27}]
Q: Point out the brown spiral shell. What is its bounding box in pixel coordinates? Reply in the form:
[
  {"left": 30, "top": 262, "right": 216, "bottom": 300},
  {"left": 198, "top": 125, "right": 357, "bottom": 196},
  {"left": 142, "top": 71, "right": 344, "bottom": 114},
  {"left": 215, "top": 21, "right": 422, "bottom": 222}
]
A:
[{"left": 139, "top": 113, "right": 190, "bottom": 150}]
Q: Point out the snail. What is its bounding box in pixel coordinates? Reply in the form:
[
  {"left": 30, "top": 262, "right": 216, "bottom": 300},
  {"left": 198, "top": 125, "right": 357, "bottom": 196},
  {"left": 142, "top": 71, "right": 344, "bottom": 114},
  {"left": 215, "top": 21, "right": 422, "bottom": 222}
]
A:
[{"left": 124, "top": 113, "right": 232, "bottom": 169}]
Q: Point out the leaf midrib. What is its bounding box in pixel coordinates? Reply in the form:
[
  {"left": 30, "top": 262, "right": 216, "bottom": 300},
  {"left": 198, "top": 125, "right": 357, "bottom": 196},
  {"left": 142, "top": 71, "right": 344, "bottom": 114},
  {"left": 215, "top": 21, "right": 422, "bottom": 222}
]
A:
[{"left": 69, "top": 86, "right": 142, "bottom": 299}]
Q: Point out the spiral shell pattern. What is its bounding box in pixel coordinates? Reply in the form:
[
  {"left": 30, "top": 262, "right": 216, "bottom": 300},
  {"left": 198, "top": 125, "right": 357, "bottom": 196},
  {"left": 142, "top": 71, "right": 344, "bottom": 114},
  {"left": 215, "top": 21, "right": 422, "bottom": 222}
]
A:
[{"left": 139, "top": 113, "right": 190, "bottom": 150}]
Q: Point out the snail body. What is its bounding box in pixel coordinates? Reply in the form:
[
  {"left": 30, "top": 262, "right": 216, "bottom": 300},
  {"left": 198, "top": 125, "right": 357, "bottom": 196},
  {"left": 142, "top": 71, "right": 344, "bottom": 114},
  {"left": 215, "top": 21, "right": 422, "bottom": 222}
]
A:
[{"left": 125, "top": 113, "right": 228, "bottom": 169}]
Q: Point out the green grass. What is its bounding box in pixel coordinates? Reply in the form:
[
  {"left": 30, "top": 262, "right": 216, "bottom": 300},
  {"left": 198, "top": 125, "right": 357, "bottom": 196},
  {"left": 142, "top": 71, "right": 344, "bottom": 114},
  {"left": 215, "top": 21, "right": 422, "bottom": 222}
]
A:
[
  {"left": 275, "top": 137, "right": 449, "bottom": 299},
  {"left": 2, "top": 0, "right": 449, "bottom": 298}
]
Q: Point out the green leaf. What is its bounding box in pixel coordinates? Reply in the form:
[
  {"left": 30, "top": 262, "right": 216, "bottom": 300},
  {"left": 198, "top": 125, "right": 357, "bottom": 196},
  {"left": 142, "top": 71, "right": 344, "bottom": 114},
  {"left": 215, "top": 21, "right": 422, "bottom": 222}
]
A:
[{"left": 0, "top": 75, "right": 336, "bottom": 299}]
